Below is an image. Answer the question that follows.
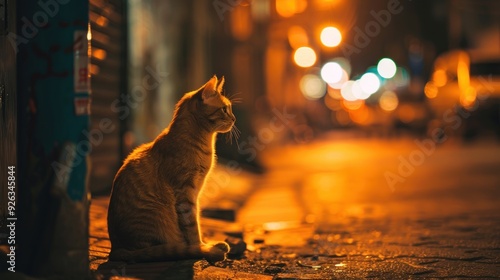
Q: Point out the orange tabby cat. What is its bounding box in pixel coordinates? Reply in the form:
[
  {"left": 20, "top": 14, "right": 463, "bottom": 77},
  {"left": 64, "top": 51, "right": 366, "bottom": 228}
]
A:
[{"left": 107, "top": 76, "right": 235, "bottom": 263}]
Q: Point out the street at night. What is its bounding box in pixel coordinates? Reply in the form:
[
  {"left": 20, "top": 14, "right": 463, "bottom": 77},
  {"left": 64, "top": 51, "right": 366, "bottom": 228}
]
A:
[{"left": 91, "top": 135, "right": 500, "bottom": 279}]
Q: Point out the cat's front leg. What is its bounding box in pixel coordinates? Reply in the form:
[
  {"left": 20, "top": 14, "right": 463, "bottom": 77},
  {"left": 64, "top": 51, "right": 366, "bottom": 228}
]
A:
[
  {"left": 176, "top": 201, "right": 202, "bottom": 246},
  {"left": 176, "top": 202, "right": 229, "bottom": 262}
]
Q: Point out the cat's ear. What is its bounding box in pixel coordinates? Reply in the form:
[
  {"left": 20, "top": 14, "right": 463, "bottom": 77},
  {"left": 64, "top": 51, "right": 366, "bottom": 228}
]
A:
[
  {"left": 217, "top": 76, "right": 225, "bottom": 93},
  {"left": 201, "top": 75, "right": 218, "bottom": 101}
]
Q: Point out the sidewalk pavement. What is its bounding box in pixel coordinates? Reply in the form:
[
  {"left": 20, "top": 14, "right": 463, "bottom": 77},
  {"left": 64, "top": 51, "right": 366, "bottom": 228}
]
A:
[{"left": 90, "top": 137, "right": 500, "bottom": 279}]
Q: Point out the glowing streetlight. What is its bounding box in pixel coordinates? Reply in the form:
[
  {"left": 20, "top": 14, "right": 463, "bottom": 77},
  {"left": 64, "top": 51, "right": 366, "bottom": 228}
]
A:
[
  {"left": 288, "top": 26, "right": 309, "bottom": 49},
  {"left": 377, "top": 58, "right": 397, "bottom": 79},
  {"left": 300, "top": 74, "right": 326, "bottom": 100},
  {"left": 320, "top": 26, "right": 342, "bottom": 47},
  {"left": 359, "top": 73, "right": 381, "bottom": 95},
  {"left": 352, "top": 80, "right": 370, "bottom": 100},
  {"left": 320, "top": 62, "right": 343, "bottom": 84},
  {"left": 340, "top": 80, "right": 358, "bottom": 101},
  {"left": 379, "top": 90, "right": 399, "bottom": 111},
  {"left": 276, "top": 0, "right": 307, "bottom": 18},
  {"left": 294, "top": 47, "right": 317, "bottom": 68}
]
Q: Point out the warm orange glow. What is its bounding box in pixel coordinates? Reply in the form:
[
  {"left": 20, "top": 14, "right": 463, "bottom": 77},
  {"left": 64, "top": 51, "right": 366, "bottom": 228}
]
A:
[
  {"left": 314, "top": 0, "right": 342, "bottom": 9},
  {"left": 293, "top": 47, "right": 316, "bottom": 67},
  {"left": 324, "top": 94, "right": 342, "bottom": 110},
  {"left": 349, "top": 105, "right": 371, "bottom": 125},
  {"left": 457, "top": 54, "right": 470, "bottom": 92},
  {"left": 397, "top": 104, "right": 416, "bottom": 123},
  {"left": 320, "top": 26, "right": 342, "bottom": 47},
  {"left": 460, "top": 86, "right": 477, "bottom": 108},
  {"left": 92, "top": 48, "right": 107, "bottom": 60},
  {"left": 96, "top": 16, "right": 108, "bottom": 27},
  {"left": 263, "top": 221, "right": 301, "bottom": 231},
  {"left": 327, "top": 84, "right": 343, "bottom": 99},
  {"left": 231, "top": 5, "right": 253, "bottom": 41},
  {"left": 288, "top": 26, "right": 309, "bottom": 49},
  {"left": 424, "top": 82, "right": 438, "bottom": 99},
  {"left": 342, "top": 99, "right": 364, "bottom": 111},
  {"left": 90, "top": 64, "right": 100, "bottom": 75},
  {"left": 335, "top": 110, "right": 351, "bottom": 125},
  {"left": 276, "top": 0, "right": 307, "bottom": 17},
  {"left": 432, "top": 69, "right": 447, "bottom": 87},
  {"left": 379, "top": 91, "right": 398, "bottom": 111},
  {"left": 300, "top": 74, "right": 326, "bottom": 100}
]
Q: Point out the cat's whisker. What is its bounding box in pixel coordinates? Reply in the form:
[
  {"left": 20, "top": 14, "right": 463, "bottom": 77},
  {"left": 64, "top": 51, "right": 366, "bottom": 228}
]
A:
[
  {"left": 227, "top": 92, "right": 243, "bottom": 104},
  {"left": 233, "top": 133, "right": 241, "bottom": 150},
  {"left": 225, "top": 131, "right": 233, "bottom": 144},
  {"left": 230, "top": 126, "right": 241, "bottom": 150},
  {"left": 229, "top": 98, "right": 243, "bottom": 104},
  {"left": 228, "top": 92, "right": 242, "bottom": 98},
  {"left": 233, "top": 126, "right": 241, "bottom": 139}
]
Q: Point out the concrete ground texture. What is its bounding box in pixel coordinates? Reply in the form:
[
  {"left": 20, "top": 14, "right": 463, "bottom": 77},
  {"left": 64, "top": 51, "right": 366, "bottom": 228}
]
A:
[{"left": 90, "top": 135, "right": 500, "bottom": 279}]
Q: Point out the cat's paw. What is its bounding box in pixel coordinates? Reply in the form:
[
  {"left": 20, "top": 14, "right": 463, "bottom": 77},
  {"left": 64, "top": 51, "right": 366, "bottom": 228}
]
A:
[
  {"left": 213, "top": 242, "right": 230, "bottom": 253},
  {"left": 202, "top": 242, "right": 230, "bottom": 263}
]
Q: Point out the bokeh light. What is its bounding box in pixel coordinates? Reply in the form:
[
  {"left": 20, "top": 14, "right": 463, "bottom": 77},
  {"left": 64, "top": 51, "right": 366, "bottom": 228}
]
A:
[
  {"left": 294, "top": 47, "right": 317, "bottom": 67},
  {"left": 320, "top": 26, "right": 342, "bottom": 47},
  {"left": 332, "top": 57, "right": 351, "bottom": 76},
  {"left": 276, "top": 0, "right": 307, "bottom": 17},
  {"left": 300, "top": 74, "right": 326, "bottom": 100},
  {"left": 288, "top": 26, "right": 309, "bottom": 49},
  {"left": 379, "top": 90, "right": 399, "bottom": 111},
  {"left": 327, "top": 69, "right": 349, "bottom": 89},
  {"left": 92, "top": 48, "right": 107, "bottom": 60},
  {"left": 432, "top": 69, "right": 447, "bottom": 87},
  {"left": 397, "top": 104, "right": 416, "bottom": 123},
  {"left": 327, "top": 85, "right": 342, "bottom": 99},
  {"left": 349, "top": 105, "right": 371, "bottom": 125},
  {"left": 342, "top": 99, "right": 364, "bottom": 111},
  {"left": 315, "top": 0, "right": 342, "bottom": 9},
  {"left": 321, "top": 62, "right": 343, "bottom": 84},
  {"left": 359, "top": 73, "right": 381, "bottom": 95},
  {"left": 377, "top": 58, "right": 397, "bottom": 79},
  {"left": 352, "top": 80, "right": 370, "bottom": 100},
  {"left": 340, "top": 80, "right": 358, "bottom": 101},
  {"left": 460, "top": 86, "right": 477, "bottom": 109},
  {"left": 424, "top": 82, "right": 438, "bottom": 98},
  {"left": 324, "top": 94, "right": 342, "bottom": 110}
]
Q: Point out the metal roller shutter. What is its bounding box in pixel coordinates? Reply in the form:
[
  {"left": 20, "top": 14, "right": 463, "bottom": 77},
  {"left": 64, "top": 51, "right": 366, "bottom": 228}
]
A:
[{"left": 89, "top": 0, "right": 125, "bottom": 194}]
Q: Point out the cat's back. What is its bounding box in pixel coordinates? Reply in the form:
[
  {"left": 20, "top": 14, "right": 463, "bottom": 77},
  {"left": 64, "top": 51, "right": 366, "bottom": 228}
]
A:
[{"left": 112, "top": 141, "right": 157, "bottom": 190}]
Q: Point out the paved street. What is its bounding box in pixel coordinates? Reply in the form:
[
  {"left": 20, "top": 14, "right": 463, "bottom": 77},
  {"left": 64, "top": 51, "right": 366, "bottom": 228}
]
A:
[{"left": 90, "top": 135, "right": 500, "bottom": 279}]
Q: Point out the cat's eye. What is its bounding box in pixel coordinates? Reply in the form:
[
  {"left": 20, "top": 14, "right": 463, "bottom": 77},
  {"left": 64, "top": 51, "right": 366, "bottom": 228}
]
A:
[{"left": 221, "top": 106, "right": 228, "bottom": 114}]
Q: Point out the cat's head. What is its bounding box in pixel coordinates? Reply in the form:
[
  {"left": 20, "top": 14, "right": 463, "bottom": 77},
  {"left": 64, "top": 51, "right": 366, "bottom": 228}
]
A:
[{"left": 186, "top": 75, "right": 236, "bottom": 133}]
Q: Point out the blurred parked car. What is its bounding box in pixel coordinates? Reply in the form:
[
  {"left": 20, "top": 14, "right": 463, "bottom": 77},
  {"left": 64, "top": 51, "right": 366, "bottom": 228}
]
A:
[{"left": 425, "top": 50, "right": 500, "bottom": 140}]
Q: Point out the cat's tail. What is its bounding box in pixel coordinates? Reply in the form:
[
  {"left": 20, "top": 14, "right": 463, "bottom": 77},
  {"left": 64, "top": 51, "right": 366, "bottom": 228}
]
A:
[{"left": 108, "top": 242, "right": 229, "bottom": 264}]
